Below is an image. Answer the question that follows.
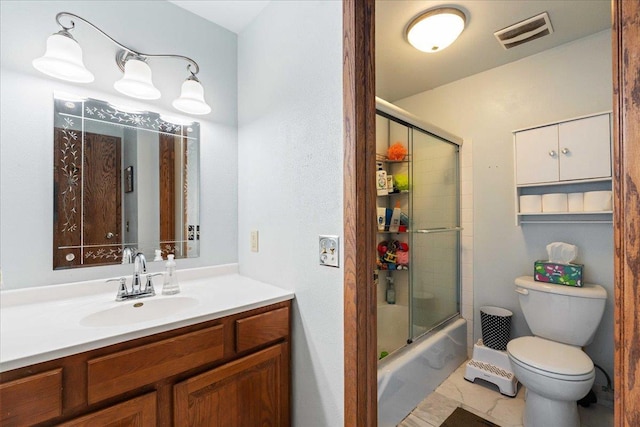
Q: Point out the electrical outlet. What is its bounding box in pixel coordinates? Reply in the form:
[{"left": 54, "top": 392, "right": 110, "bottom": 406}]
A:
[
  {"left": 319, "top": 235, "right": 339, "bottom": 267},
  {"left": 250, "top": 230, "right": 259, "bottom": 252}
]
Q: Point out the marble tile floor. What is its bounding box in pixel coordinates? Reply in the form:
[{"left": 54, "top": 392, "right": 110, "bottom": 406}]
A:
[{"left": 399, "top": 362, "right": 613, "bottom": 427}]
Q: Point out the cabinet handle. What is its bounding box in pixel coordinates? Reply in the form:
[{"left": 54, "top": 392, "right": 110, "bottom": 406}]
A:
[
  {"left": 548, "top": 150, "right": 557, "bottom": 157},
  {"left": 561, "top": 148, "right": 570, "bottom": 155}
]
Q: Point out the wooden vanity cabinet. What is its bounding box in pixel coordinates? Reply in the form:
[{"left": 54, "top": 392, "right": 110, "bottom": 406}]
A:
[{"left": 0, "top": 300, "right": 291, "bottom": 427}]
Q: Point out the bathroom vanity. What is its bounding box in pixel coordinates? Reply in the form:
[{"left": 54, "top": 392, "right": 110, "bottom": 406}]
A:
[{"left": 0, "top": 266, "right": 293, "bottom": 426}]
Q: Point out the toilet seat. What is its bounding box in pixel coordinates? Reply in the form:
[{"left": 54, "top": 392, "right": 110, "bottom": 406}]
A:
[{"left": 507, "top": 336, "right": 594, "bottom": 381}]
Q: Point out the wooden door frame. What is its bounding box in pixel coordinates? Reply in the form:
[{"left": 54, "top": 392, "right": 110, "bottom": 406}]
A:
[
  {"left": 343, "top": 0, "right": 640, "bottom": 425},
  {"left": 343, "top": 0, "right": 377, "bottom": 425},
  {"left": 612, "top": 1, "right": 640, "bottom": 426}
]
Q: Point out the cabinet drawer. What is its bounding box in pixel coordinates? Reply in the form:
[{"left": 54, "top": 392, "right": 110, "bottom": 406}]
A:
[
  {"left": 0, "top": 368, "right": 62, "bottom": 426},
  {"left": 88, "top": 324, "right": 224, "bottom": 404},
  {"left": 59, "top": 392, "right": 156, "bottom": 427},
  {"left": 236, "top": 307, "right": 289, "bottom": 353}
]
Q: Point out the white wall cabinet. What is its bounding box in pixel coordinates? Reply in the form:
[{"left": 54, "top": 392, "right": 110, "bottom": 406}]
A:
[
  {"left": 514, "top": 112, "right": 612, "bottom": 225},
  {"left": 515, "top": 113, "right": 611, "bottom": 185}
]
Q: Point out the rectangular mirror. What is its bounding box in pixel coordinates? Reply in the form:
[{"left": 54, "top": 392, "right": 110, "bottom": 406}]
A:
[{"left": 53, "top": 94, "right": 200, "bottom": 269}]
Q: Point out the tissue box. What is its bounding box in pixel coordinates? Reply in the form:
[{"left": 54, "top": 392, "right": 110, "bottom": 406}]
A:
[{"left": 534, "top": 261, "right": 583, "bottom": 287}]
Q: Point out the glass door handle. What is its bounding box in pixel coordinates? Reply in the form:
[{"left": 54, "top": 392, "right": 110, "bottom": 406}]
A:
[{"left": 412, "top": 227, "right": 463, "bottom": 234}]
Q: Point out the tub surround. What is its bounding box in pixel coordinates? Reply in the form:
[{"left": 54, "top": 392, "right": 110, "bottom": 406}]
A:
[
  {"left": 0, "top": 264, "right": 294, "bottom": 372},
  {"left": 377, "top": 317, "right": 467, "bottom": 427}
]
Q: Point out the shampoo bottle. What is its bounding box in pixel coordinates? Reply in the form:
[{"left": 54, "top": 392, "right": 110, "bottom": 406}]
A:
[
  {"left": 377, "top": 207, "right": 386, "bottom": 231},
  {"left": 388, "top": 201, "right": 402, "bottom": 233},
  {"left": 376, "top": 162, "right": 388, "bottom": 196},
  {"left": 386, "top": 277, "right": 396, "bottom": 304},
  {"left": 162, "top": 254, "right": 180, "bottom": 295}
]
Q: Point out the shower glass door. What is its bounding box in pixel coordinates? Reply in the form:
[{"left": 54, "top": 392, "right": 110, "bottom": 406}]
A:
[{"left": 410, "top": 129, "right": 460, "bottom": 340}]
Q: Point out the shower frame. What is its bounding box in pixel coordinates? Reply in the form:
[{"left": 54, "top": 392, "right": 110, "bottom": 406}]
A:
[{"left": 376, "top": 98, "right": 463, "bottom": 354}]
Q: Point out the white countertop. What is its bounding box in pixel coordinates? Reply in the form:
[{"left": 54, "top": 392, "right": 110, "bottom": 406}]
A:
[{"left": 0, "top": 264, "right": 294, "bottom": 372}]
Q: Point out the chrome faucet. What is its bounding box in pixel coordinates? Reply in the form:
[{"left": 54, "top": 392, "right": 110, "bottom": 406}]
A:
[
  {"left": 132, "top": 252, "right": 146, "bottom": 293},
  {"left": 121, "top": 247, "right": 133, "bottom": 264},
  {"left": 107, "top": 252, "right": 162, "bottom": 301}
]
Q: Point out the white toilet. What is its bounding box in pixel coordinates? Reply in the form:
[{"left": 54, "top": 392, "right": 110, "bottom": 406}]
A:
[{"left": 507, "top": 276, "right": 606, "bottom": 427}]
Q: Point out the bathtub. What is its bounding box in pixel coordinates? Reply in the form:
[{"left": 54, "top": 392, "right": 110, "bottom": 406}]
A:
[{"left": 377, "top": 307, "right": 467, "bottom": 427}]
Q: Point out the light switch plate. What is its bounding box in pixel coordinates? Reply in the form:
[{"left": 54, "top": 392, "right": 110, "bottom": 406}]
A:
[
  {"left": 250, "top": 230, "right": 259, "bottom": 252},
  {"left": 319, "top": 235, "right": 339, "bottom": 267}
]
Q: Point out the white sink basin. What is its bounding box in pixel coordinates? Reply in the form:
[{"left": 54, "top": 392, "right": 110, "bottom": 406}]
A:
[{"left": 80, "top": 297, "right": 199, "bottom": 327}]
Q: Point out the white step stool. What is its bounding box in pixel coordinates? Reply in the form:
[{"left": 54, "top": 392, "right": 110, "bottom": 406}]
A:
[{"left": 464, "top": 339, "right": 518, "bottom": 397}]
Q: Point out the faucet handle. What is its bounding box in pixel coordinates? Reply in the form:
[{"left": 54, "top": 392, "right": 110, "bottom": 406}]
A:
[
  {"left": 107, "top": 277, "right": 129, "bottom": 301},
  {"left": 143, "top": 273, "right": 163, "bottom": 296}
]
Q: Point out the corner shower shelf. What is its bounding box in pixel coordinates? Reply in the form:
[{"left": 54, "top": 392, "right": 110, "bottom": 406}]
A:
[
  {"left": 376, "top": 154, "right": 411, "bottom": 164},
  {"left": 377, "top": 191, "right": 410, "bottom": 197}
]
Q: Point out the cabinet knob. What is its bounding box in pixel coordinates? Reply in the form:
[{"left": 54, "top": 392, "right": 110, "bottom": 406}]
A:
[
  {"left": 548, "top": 150, "right": 557, "bottom": 157},
  {"left": 561, "top": 148, "right": 570, "bottom": 155}
]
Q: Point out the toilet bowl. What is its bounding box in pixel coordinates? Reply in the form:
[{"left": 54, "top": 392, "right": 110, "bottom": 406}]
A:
[
  {"left": 507, "top": 276, "right": 606, "bottom": 427},
  {"left": 508, "top": 336, "right": 594, "bottom": 427}
]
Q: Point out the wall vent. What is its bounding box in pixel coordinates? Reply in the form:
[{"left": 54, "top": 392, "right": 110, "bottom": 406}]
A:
[{"left": 494, "top": 12, "right": 553, "bottom": 50}]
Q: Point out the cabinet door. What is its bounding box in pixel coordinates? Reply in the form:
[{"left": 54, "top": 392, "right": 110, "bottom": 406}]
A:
[
  {"left": 558, "top": 114, "right": 611, "bottom": 181},
  {"left": 174, "top": 343, "right": 287, "bottom": 427},
  {"left": 515, "top": 125, "right": 559, "bottom": 184},
  {"left": 58, "top": 393, "right": 156, "bottom": 427}
]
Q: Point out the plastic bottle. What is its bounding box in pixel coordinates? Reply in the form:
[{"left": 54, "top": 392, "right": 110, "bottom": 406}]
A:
[
  {"left": 386, "top": 277, "right": 396, "bottom": 304},
  {"left": 162, "top": 254, "right": 180, "bottom": 295},
  {"left": 377, "top": 207, "right": 386, "bottom": 231},
  {"left": 388, "top": 201, "right": 402, "bottom": 233},
  {"left": 376, "top": 162, "right": 388, "bottom": 196},
  {"left": 386, "top": 175, "right": 394, "bottom": 193}
]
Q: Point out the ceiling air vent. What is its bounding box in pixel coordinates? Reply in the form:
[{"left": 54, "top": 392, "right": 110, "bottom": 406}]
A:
[{"left": 494, "top": 12, "right": 553, "bottom": 50}]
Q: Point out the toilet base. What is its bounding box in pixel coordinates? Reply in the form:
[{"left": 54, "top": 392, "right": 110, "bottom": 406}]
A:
[{"left": 524, "top": 389, "right": 579, "bottom": 427}]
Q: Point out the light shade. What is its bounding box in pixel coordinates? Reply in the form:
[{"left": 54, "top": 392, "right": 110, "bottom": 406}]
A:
[
  {"left": 32, "top": 31, "right": 94, "bottom": 83},
  {"left": 406, "top": 8, "right": 466, "bottom": 53},
  {"left": 172, "top": 77, "right": 211, "bottom": 115},
  {"left": 113, "top": 58, "right": 161, "bottom": 100}
]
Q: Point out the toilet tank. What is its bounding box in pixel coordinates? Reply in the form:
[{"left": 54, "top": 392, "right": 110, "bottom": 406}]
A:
[{"left": 515, "top": 276, "right": 606, "bottom": 346}]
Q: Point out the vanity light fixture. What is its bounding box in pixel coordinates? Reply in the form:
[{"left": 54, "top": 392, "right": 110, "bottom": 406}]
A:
[
  {"left": 406, "top": 7, "right": 466, "bottom": 53},
  {"left": 33, "top": 12, "right": 211, "bottom": 115}
]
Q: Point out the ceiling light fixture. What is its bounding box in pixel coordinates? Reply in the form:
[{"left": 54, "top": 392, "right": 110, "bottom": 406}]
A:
[
  {"left": 33, "top": 12, "right": 211, "bottom": 115},
  {"left": 406, "top": 7, "right": 466, "bottom": 53}
]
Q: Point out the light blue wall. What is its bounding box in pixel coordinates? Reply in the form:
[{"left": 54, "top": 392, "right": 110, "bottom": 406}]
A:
[
  {"left": 396, "top": 31, "right": 615, "bottom": 386},
  {"left": 238, "top": 2, "right": 345, "bottom": 425},
  {"left": 0, "top": 1, "right": 238, "bottom": 287},
  {"left": 2, "top": 2, "right": 347, "bottom": 423}
]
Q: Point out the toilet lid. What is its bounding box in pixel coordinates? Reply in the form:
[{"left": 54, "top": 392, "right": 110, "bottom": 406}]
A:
[{"left": 507, "top": 336, "right": 593, "bottom": 376}]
